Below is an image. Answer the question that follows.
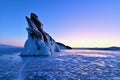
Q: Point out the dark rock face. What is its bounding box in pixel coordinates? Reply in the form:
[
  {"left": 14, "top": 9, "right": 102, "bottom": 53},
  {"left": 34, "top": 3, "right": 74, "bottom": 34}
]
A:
[
  {"left": 21, "top": 13, "right": 71, "bottom": 56},
  {"left": 57, "top": 42, "right": 72, "bottom": 49}
]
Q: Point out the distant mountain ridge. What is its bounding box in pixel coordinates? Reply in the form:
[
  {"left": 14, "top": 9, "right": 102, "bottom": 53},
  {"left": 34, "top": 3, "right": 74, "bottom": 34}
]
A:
[{"left": 74, "top": 47, "right": 120, "bottom": 51}]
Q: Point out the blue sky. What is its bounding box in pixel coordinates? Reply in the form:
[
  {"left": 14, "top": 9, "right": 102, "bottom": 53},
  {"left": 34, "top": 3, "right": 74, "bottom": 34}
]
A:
[{"left": 0, "top": 0, "right": 120, "bottom": 47}]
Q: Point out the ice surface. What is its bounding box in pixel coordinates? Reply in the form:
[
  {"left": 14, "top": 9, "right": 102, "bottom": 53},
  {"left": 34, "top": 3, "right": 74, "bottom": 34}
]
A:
[{"left": 0, "top": 49, "right": 120, "bottom": 80}]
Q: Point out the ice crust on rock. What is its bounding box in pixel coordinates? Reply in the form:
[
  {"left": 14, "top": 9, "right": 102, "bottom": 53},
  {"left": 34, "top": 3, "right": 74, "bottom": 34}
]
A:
[
  {"left": 21, "top": 13, "right": 71, "bottom": 56},
  {"left": 21, "top": 13, "right": 60, "bottom": 56}
]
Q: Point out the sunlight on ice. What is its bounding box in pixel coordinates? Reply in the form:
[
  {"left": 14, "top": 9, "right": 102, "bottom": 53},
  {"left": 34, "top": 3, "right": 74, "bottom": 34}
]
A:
[
  {"left": 77, "top": 53, "right": 108, "bottom": 58},
  {"left": 64, "top": 49, "right": 114, "bottom": 58}
]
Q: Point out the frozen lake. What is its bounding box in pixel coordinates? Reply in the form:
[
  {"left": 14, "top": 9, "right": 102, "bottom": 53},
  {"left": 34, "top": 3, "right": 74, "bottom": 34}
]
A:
[{"left": 0, "top": 49, "right": 120, "bottom": 80}]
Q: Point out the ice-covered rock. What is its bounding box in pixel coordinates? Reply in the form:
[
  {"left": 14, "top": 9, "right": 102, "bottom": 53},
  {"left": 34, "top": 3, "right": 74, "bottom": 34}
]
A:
[{"left": 21, "top": 13, "right": 71, "bottom": 56}]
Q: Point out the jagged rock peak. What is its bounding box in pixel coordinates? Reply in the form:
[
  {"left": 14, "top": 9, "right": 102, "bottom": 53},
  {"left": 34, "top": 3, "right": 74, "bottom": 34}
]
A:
[{"left": 21, "top": 13, "right": 71, "bottom": 56}]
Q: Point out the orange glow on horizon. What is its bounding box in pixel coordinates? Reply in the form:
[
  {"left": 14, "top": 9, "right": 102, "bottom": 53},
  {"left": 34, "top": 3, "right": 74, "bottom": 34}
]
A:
[
  {"left": 59, "top": 38, "right": 120, "bottom": 48},
  {"left": 1, "top": 38, "right": 120, "bottom": 48},
  {"left": 0, "top": 42, "right": 24, "bottom": 47}
]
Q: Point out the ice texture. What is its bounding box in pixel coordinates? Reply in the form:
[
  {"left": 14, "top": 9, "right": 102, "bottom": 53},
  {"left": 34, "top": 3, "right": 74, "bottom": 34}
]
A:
[{"left": 0, "top": 49, "right": 120, "bottom": 80}]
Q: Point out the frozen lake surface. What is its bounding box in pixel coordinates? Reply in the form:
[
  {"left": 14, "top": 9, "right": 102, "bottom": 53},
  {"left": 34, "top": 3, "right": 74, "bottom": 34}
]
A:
[{"left": 0, "top": 49, "right": 120, "bottom": 80}]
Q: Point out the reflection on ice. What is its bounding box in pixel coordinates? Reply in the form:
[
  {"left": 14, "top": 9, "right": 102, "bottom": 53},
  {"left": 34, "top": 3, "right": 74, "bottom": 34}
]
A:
[
  {"left": 91, "top": 60, "right": 106, "bottom": 67},
  {"left": 64, "top": 49, "right": 114, "bottom": 58},
  {"left": 75, "top": 53, "right": 112, "bottom": 57}
]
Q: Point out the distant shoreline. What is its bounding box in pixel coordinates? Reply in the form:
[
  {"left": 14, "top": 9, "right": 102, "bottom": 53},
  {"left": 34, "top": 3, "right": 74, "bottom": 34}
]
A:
[
  {"left": 0, "top": 44, "right": 120, "bottom": 51},
  {"left": 73, "top": 47, "right": 120, "bottom": 51}
]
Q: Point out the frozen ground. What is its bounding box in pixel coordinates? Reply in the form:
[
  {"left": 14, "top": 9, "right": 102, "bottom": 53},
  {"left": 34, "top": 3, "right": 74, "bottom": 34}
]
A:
[{"left": 0, "top": 49, "right": 120, "bottom": 80}]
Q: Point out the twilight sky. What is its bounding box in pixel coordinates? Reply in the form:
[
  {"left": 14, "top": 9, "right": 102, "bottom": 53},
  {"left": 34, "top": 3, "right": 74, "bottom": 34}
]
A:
[{"left": 0, "top": 0, "right": 120, "bottom": 48}]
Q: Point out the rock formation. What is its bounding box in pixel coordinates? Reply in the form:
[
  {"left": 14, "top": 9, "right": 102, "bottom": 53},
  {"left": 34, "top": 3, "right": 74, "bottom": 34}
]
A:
[{"left": 21, "top": 13, "right": 71, "bottom": 56}]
